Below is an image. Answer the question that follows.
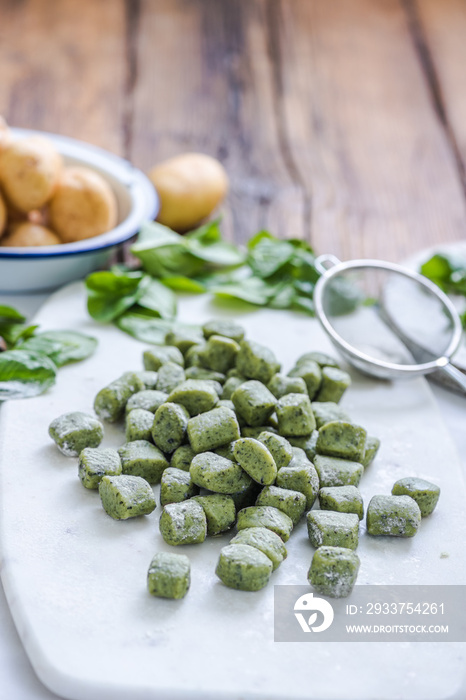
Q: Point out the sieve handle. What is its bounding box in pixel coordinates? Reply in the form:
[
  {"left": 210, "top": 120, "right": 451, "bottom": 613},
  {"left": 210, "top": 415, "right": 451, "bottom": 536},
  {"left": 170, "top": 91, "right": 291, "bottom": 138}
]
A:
[{"left": 435, "top": 362, "right": 466, "bottom": 396}]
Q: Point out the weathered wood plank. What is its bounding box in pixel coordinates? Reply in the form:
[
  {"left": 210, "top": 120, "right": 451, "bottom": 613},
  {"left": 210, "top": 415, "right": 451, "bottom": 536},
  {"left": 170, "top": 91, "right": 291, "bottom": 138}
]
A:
[
  {"left": 0, "top": 0, "right": 127, "bottom": 154},
  {"left": 271, "top": 0, "right": 466, "bottom": 261},
  {"left": 130, "top": 0, "right": 304, "bottom": 243},
  {"left": 413, "top": 0, "right": 466, "bottom": 188}
]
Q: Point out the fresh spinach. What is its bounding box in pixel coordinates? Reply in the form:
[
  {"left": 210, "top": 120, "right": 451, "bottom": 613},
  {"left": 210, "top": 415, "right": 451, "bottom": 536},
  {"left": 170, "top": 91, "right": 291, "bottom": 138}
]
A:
[
  {"left": 0, "top": 349, "right": 57, "bottom": 400},
  {"left": 0, "top": 305, "right": 99, "bottom": 401},
  {"left": 19, "top": 330, "right": 98, "bottom": 367},
  {"left": 85, "top": 222, "right": 327, "bottom": 343},
  {"left": 421, "top": 252, "right": 466, "bottom": 327}
]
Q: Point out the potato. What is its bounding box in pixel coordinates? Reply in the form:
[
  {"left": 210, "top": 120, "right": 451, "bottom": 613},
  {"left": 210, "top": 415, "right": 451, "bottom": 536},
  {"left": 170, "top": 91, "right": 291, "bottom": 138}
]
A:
[
  {"left": 0, "top": 116, "right": 11, "bottom": 153},
  {"left": 149, "top": 153, "right": 229, "bottom": 232},
  {"left": 0, "top": 222, "right": 61, "bottom": 247},
  {"left": 48, "top": 166, "right": 117, "bottom": 243},
  {"left": 0, "top": 191, "right": 6, "bottom": 237},
  {"left": 0, "top": 136, "right": 62, "bottom": 211}
]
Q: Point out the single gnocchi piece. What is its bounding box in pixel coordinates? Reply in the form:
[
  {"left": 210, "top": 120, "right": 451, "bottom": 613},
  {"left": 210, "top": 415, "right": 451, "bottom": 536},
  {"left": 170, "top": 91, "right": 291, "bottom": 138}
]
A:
[
  {"left": 147, "top": 552, "right": 191, "bottom": 599},
  {"left": 160, "top": 467, "right": 199, "bottom": 506},
  {"left": 165, "top": 328, "right": 204, "bottom": 356},
  {"left": 215, "top": 543, "right": 273, "bottom": 591},
  {"left": 314, "top": 454, "right": 364, "bottom": 488},
  {"left": 167, "top": 379, "right": 218, "bottom": 416},
  {"left": 232, "top": 380, "right": 277, "bottom": 427},
  {"left": 134, "top": 371, "right": 159, "bottom": 390},
  {"left": 267, "top": 373, "right": 307, "bottom": 399},
  {"left": 143, "top": 346, "right": 184, "bottom": 370},
  {"left": 99, "top": 474, "right": 156, "bottom": 520},
  {"left": 236, "top": 505, "right": 293, "bottom": 542},
  {"left": 276, "top": 462, "right": 320, "bottom": 510},
  {"left": 236, "top": 339, "right": 280, "bottom": 384},
  {"left": 296, "top": 351, "right": 340, "bottom": 370},
  {"left": 94, "top": 372, "right": 145, "bottom": 422},
  {"left": 276, "top": 393, "right": 316, "bottom": 437},
  {"left": 125, "top": 408, "right": 154, "bottom": 442},
  {"left": 159, "top": 500, "right": 207, "bottom": 545},
  {"left": 78, "top": 447, "right": 122, "bottom": 490},
  {"left": 257, "top": 431, "right": 293, "bottom": 469},
  {"left": 199, "top": 335, "right": 240, "bottom": 374},
  {"left": 187, "top": 406, "right": 240, "bottom": 453},
  {"left": 288, "top": 431, "right": 319, "bottom": 462},
  {"left": 366, "top": 495, "right": 421, "bottom": 537},
  {"left": 316, "top": 421, "right": 367, "bottom": 462},
  {"left": 222, "top": 375, "right": 247, "bottom": 400},
  {"left": 288, "top": 360, "right": 322, "bottom": 399},
  {"left": 256, "top": 485, "right": 306, "bottom": 525},
  {"left": 202, "top": 319, "right": 245, "bottom": 343},
  {"left": 391, "top": 477, "right": 440, "bottom": 517},
  {"left": 184, "top": 366, "right": 226, "bottom": 384},
  {"left": 118, "top": 440, "right": 169, "bottom": 484},
  {"left": 315, "top": 367, "right": 351, "bottom": 403},
  {"left": 152, "top": 402, "right": 190, "bottom": 454},
  {"left": 125, "top": 390, "right": 168, "bottom": 415},
  {"left": 319, "top": 485, "right": 364, "bottom": 520},
  {"left": 308, "top": 546, "right": 360, "bottom": 598},
  {"left": 230, "top": 527, "right": 287, "bottom": 571},
  {"left": 362, "top": 436, "right": 381, "bottom": 468},
  {"left": 233, "top": 438, "right": 277, "bottom": 486},
  {"left": 307, "top": 511, "right": 359, "bottom": 550},
  {"left": 311, "top": 401, "right": 350, "bottom": 429},
  {"left": 190, "top": 451, "right": 252, "bottom": 494},
  {"left": 49, "top": 411, "right": 104, "bottom": 456},
  {"left": 156, "top": 362, "right": 185, "bottom": 394},
  {"left": 241, "top": 425, "right": 276, "bottom": 439},
  {"left": 170, "top": 444, "right": 196, "bottom": 472},
  {"left": 192, "top": 493, "right": 236, "bottom": 535}
]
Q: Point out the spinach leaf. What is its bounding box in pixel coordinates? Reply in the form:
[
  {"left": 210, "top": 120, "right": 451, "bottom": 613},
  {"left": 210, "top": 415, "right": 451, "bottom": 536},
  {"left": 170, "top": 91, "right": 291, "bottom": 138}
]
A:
[
  {"left": 116, "top": 311, "right": 201, "bottom": 345},
  {"left": 137, "top": 278, "right": 177, "bottom": 319},
  {"left": 86, "top": 269, "right": 151, "bottom": 322},
  {"left": 421, "top": 253, "right": 466, "bottom": 295},
  {"left": 131, "top": 221, "right": 244, "bottom": 278},
  {"left": 0, "top": 349, "right": 57, "bottom": 400},
  {"left": 292, "top": 295, "right": 315, "bottom": 315},
  {"left": 185, "top": 221, "right": 245, "bottom": 266},
  {"left": 160, "top": 276, "right": 207, "bottom": 293},
  {"left": 19, "top": 330, "right": 97, "bottom": 367},
  {"left": 0, "top": 322, "right": 39, "bottom": 349},
  {"left": 247, "top": 232, "right": 295, "bottom": 278},
  {"left": 211, "top": 277, "right": 279, "bottom": 306},
  {"left": 131, "top": 222, "right": 205, "bottom": 277},
  {"left": 116, "top": 312, "right": 173, "bottom": 344},
  {"left": 0, "top": 306, "right": 26, "bottom": 323}
]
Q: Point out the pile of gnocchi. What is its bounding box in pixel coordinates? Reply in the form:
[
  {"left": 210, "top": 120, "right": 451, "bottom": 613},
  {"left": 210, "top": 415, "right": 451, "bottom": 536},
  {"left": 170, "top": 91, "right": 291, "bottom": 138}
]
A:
[{"left": 0, "top": 117, "right": 117, "bottom": 247}]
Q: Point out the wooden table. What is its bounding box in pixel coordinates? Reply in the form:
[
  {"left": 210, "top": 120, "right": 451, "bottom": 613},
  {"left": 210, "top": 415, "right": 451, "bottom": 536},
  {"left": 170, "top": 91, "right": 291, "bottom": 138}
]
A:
[{"left": 1, "top": 0, "right": 466, "bottom": 262}]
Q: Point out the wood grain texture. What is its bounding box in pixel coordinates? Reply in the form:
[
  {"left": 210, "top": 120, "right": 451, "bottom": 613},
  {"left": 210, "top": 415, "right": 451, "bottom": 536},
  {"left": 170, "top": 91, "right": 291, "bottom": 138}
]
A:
[
  {"left": 272, "top": 0, "right": 466, "bottom": 261},
  {"left": 129, "top": 0, "right": 304, "bottom": 243},
  {"left": 0, "top": 0, "right": 127, "bottom": 154},
  {"left": 413, "top": 0, "right": 466, "bottom": 186},
  {"left": 0, "top": 0, "right": 465, "bottom": 263}
]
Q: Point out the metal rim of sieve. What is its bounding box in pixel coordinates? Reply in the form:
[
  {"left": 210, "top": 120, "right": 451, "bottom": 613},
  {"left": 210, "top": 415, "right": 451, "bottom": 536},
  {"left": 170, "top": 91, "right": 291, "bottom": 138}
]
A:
[{"left": 313, "top": 255, "right": 463, "bottom": 379}]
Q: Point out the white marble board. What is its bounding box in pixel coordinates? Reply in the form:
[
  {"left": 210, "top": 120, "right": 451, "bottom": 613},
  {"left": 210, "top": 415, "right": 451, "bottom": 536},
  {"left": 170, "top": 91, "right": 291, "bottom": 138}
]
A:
[{"left": 0, "top": 282, "right": 465, "bottom": 700}]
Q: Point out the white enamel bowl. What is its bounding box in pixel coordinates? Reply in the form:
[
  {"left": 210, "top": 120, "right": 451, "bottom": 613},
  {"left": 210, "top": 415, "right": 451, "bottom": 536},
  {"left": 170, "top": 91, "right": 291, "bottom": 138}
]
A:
[{"left": 0, "top": 128, "right": 158, "bottom": 292}]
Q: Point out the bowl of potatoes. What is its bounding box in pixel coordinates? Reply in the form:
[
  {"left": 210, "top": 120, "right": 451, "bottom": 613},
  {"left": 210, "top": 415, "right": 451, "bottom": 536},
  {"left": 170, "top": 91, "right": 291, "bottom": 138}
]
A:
[{"left": 0, "top": 120, "right": 158, "bottom": 292}]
